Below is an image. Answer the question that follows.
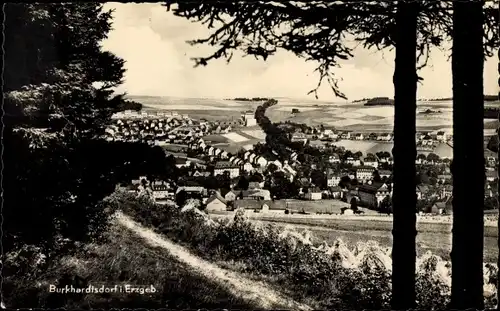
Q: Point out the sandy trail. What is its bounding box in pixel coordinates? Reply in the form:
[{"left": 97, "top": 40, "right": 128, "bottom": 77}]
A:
[{"left": 115, "top": 212, "right": 313, "bottom": 311}]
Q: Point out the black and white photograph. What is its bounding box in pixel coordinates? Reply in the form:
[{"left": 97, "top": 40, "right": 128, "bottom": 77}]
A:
[{"left": 3, "top": 1, "right": 500, "bottom": 309}]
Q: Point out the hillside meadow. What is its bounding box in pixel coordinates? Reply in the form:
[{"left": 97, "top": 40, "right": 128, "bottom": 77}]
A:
[
  {"left": 221, "top": 214, "right": 499, "bottom": 263},
  {"left": 3, "top": 215, "right": 254, "bottom": 309}
]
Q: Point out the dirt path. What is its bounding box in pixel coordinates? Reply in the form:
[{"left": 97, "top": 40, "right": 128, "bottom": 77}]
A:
[{"left": 115, "top": 212, "right": 313, "bottom": 311}]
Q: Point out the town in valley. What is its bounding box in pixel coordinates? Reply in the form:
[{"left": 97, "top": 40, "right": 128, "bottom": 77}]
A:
[{"left": 108, "top": 98, "right": 499, "bottom": 217}]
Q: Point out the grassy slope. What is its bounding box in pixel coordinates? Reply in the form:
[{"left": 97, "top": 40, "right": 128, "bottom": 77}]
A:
[{"left": 6, "top": 220, "right": 255, "bottom": 309}]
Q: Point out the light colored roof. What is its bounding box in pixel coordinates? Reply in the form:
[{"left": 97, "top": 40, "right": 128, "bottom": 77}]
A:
[
  {"left": 206, "top": 192, "right": 227, "bottom": 205},
  {"left": 215, "top": 161, "right": 239, "bottom": 169}
]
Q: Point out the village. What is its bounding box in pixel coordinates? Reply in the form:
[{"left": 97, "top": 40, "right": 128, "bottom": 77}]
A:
[{"left": 108, "top": 109, "right": 499, "bottom": 216}]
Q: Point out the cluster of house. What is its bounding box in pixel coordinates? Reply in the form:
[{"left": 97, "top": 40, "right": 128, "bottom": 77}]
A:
[
  {"left": 111, "top": 109, "right": 188, "bottom": 120},
  {"left": 105, "top": 112, "right": 199, "bottom": 143},
  {"left": 105, "top": 111, "right": 238, "bottom": 145},
  {"left": 121, "top": 176, "right": 287, "bottom": 213},
  {"left": 292, "top": 124, "right": 453, "bottom": 148},
  {"left": 193, "top": 138, "right": 302, "bottom": 182},
  {"left": 321, "top": 131, "right": 394, "bottom": 142},
  {"left": 416, "top": 131, "right": 451, "bottom": 148}
]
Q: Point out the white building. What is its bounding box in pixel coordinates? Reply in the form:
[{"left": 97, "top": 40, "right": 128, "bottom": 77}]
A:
[
  {"left": 242, "top": 162, "right": 254, "bottom": 173},
  {"left": 346, "top": 157, "right": 361, "bottom": 166},
  {"left": 329, "top": 154, "right": 341, "bottom": 164},
  {"left": 327, "top": 174, "right": 342, "bottom": 187},
  {"left": 242, "top": 111, "right": 257, "bottom": 127},
  {"left": 244, "top": 151, "right": 252, "bottom": 160},
  {"left": 355, "top": 166, "right": 376, "bottom": 182},
  {"left": 436, "top": 131, "right": 447, "bottom": 142},
  {"left": 363, "top": 158, "right": 379, "bottom": 169},
  {"left": 214, "top": 161, "right": 240, "bottom": 178},
  {"left": 255, "top": 156, "right": 268, "bottom": 167},
  {"left": 305, "top": 188, "right": 322, "bottom": 200}
]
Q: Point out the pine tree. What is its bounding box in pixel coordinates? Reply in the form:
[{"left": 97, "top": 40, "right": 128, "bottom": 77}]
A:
[{"left": 4, "top": 3, "right": 127, "bottom": 257}]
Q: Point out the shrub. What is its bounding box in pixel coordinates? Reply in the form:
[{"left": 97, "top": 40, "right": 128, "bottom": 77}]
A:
[{"left": 113, "top": 194, "right": 498, "bottom": 309}]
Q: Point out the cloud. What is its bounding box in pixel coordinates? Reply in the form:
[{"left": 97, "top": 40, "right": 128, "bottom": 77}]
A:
[{"left": 103, "top": 2, "right": 498, "bottom": 100}]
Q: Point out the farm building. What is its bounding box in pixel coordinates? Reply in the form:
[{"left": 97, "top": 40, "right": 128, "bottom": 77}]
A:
[
  {"left": 205, "top": 193, "right": 228, "bottom": 212},
  {"left": 305, "top": 187, "right": 322, "bottom": 200},
  {"left": 234, "top": 199, "right": 276, "bottom": 212},
  {"left": 348, "top": 182, "right": 392, "bottom": 209},
  {"left": 236, "top": 189, "right": 272, "bottom": 201},
  {"left": 224, "top": 190, "right": 240, "bottom": 202}
]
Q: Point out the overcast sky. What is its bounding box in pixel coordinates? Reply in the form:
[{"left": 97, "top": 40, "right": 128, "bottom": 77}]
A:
[{"left": 102, "top": 2, "right": 498, "bottom": 101}]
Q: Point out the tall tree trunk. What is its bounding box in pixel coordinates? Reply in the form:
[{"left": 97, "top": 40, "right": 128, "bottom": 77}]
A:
[
  {"left": 497, "top": 4, "right": 500, "bottom": 307},
  {"left": 450, "top": 1, "right": 485, "bottom": 309},
  {"left": 391, "top": 1, "right": 418, "bottom": 309}
]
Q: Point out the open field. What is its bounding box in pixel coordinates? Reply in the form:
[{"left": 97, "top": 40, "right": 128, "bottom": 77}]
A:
[
  {"left": 275, "top": 107, "right": 321, "bottom": 112},
  {"left": 332, "top": 140, "right": 394, "bottom": 154},
  {"left": 241, "top": 129, "right": 266, "bottom": 140},
  {"left": 209, "top": 213, "right": 498, "bottom": 262},
  {"left": 212, "top": 139, "right": 262, "bottom": 154},
  {"left": 222, "top": 132, "right": 249, "bottom": 143},
  {"left": 135, "top": 97, "right": 495, "bottom": 137},
  {"left": 202, "top": 134, "right": 230, "bottom": 144},
  {"left": 279, "top": 199, "right": 380, "bottom": 215}
]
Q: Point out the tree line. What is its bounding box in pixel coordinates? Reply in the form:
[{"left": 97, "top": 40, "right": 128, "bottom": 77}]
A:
[{"left": 3, "top": 4, "right": 176, "bottom": 306}]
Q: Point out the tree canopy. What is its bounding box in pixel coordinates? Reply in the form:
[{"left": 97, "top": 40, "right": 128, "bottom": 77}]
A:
[
  {"left": 165, "top": 1, "right": 498, "bottom": 99},
  {"left": 3, "top": 4, "right": 172, "bottom": 258}
]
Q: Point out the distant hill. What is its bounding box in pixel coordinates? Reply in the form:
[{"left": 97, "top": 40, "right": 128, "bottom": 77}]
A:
[
  {"left": 227, "top": 97, "right": 274, "bottom": 101},
  {"left": 117, "top": 99, "right": 142, "bottom": 112},
  {"left": 352, "top": 97, "right": 394, "bottom": 106},
  {"left": 426, "top": 95, "right": 498, "bottom": 102},
  {"left": 353, "top": 97, "right": 394, "bottom": 106}
]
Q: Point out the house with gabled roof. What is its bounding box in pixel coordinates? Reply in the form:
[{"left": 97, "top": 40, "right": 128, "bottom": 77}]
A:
[
  {"left": 224, "top": 190, "right": 240, "bottom": 202},
  {"left": 378, "top": 169, "right": 392, "bottom": 179},
  {"left": 351, "top": 182, "right": 392, "bottom": 208},
  {"left": 270, "top": 159, "right": 283, "bottom": 169},
  {"left": 254, "top": 155, "right": 268, "bottom": 167},
  {"left": 205, "top": 192, "right": 228, "bottom": 212},
  {"left": 214, "top": 161, "right": 240, "bottom": 178},
  {"left": 220, "top": 150, "right": 229, "bottom": 159},
  {"left": 305, "top": 187, "right": 322, "bottom": 200},
  {"left": 354, "top": 133, "right": 364, "bottom": 140},
  {"left": 430, "top": 196, "right": 452, "bottom": 214},
  {"left": 207, "top": 146, "right": 216, "bottom": 156},
  {"left": 244, "top": 151, "right": 252, "bottom": 160},
  {"left": 242, "top": 162, "right": 254, "bottom": 173},
  {"left": 249, "top": 153, "right": 257, "bottom": 164}
]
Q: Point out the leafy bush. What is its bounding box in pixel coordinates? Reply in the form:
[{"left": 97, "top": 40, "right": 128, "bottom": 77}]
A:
[
  {"left": 113, "top": 193, "right": 498, "bottom": 309},
  {"left": 3, "top": 219, "right": 254, "bottom": 309}
]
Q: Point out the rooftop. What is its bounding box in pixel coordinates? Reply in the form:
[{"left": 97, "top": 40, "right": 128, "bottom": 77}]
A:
[{"left": 215, "top": 161, "right": 239, "bottom": 169}]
